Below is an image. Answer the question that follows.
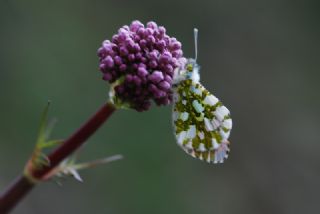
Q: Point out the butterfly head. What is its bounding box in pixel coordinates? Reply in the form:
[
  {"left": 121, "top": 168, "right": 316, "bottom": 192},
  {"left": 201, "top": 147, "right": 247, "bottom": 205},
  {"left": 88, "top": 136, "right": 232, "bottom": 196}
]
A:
[
  {"left": 173, "top": 28, "right": 200, "bottom": 86},
  {"left": 173, "top": 58, "right": 200, "bottom": 86}
]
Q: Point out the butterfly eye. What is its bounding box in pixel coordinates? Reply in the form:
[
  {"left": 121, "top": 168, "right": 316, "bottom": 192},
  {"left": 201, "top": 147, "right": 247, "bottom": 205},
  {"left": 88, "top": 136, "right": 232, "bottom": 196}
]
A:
[{"left": 186, "top": 63, "right": 193, "bottom": 71}]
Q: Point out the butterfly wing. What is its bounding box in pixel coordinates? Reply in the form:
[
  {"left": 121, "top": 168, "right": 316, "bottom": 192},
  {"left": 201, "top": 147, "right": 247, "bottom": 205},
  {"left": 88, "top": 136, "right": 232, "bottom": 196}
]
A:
[{"left": 172, "top": 79, "right": 232, "bottom": 163}]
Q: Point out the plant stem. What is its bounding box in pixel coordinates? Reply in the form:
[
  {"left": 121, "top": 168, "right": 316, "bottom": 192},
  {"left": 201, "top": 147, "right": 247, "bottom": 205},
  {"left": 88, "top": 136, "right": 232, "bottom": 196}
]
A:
[
  {"left": 0, "top": 176, "right": 34, "bottom": 214},
  {"left": 0, "top": 102, "right": 116, "bottom": 213}
]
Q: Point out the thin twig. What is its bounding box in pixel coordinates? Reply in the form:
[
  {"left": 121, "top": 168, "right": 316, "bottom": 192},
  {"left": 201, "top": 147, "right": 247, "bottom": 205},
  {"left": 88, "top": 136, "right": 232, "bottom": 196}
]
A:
[{"left": 0, "top": 102, "right": 116, "bottom": 213}]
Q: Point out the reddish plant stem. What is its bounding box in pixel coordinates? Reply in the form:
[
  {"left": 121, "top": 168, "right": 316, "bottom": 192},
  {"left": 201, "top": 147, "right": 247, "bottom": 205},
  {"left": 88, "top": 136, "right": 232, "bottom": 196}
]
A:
[
  {"left": 33, "top": 102, "right": 116, "bottom": 179},
  {"left": 0, "top": 176, "right": 34, "bottom": 214},
  {"left": 0, "top": 102, "right": 116, "bottom": 214}
]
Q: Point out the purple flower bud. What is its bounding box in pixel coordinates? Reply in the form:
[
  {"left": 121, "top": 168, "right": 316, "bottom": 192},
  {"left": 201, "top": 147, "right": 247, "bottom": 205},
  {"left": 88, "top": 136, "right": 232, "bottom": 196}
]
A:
[
  {"left": 111, "top": 35, "right": 119, "bottom": 43},
  {"left": 147, "top": 21, "right": 158, "bottom": 29},
  {"left": 156, "top": 97, "right": 171, "bottom": 106},
  {"left": 172, "top": 50, "right": 183, "bottom": 58},
  {"left": 164, "top": 64, "right": 173, "bottom": 73},
  {"left": 119, "top": 47, "right": 129, "bottom": 56},
  {"left": 140, "top": 76, "right": 147, "bottom": 84},
  {"left": 137, "top": 67, "right": 148, "bottom": 77},
  {"left": 133, "top": 34, "right": 141, "bottom": 42},
  {"left": 133, "top": 44, "right": 141, "bottom": 52},
  {"left": 139, "top": 63, "right": 147, "bottom": 68},
  {"left": 178, "top": 57, "right": 187, "bottom": 68},
  {"left": 135, "top": 52, "right": 142, "bottom": 60},
  {"left": 97, "top": 47, "right": 106, "bottom": 58},
  {"left": 99, "top": 63, "right": 106, "bottom": 71},
  {"left": 130, "top": 20, "right": 144, "bottom": 32},
  {"left": 141, "top": 57, "right": 147, "bottom": 63},
  {"left": 114, "top": 56, "right": 122, "bottom": 65},
  {"left": 148, "top": 71, "right": 164, "bottom": 83},
  {"left": 103, "top": 73, "right": 112, "bottom": 81},
  {"left": 119, "top": 64, "right": 127, "bottom": 72},
  {"left": 115, "top": 85, "right": 125, "bottom": 94},
  {"left": 148, "top": 50, "right": 158, "bottom": 60},
  {"left": 146, "top": 28, "right": 154, "bottom": 36},
  {"left": 125, "top": 74, "right": 133, "bottom": 82},
  {"left": 164, "top": 74, "right": 173, "bottom": 84},
  {"left": 158, "top": 26, "right": 166, "bottom": 35},
  {"left": 103, "top": 56, "right": 114, "bottom": 68},
  {"left": 110, "top": 70, "right": 117, "bottom": 77},
  {"left": 147, "top": 35, "right": 156, "bottom": 44},
  {"left": 132, "top": 63, "right": 139, "bottom": 70},
  {"left": 171, "top": 58, "right": 178, "bottom": 66},
  {"left": 154, "top": 90, "right": 166, "bottom": 98},
  {"left": 118, "top": 28, "right": 129, "bottom": 41},
  {"left": 171, "top": 41, "right": 182, "bottom": 50},
  {"left": 142, "top": 101, "right": 151, "bottom": 110},
  {"left": 139, "top": 39, "right": 147, "bottom": 48},
  {"left": 159, "top": 52, "right": 172, "bottom": 64},
  {"left": 122, "top": 25, "right": 129, "bottom": 31},
  {"left": 102, "top": 43, "right": 113, "bottom": 55},
  {"left": 163, "top": 35, "right": 170, "bottom": 44},
  {"left": 156, "top": 40, "right": 166, "bottom": 50},
  {"left": 111, "top": 44, "right": 118, "bottom": 52},
  {"left": 137, "top": 28, "right": 146, "bottom": 37},
  {"left": 102, "top": 39, "right": 111, "bottom": 45},
  {"left": 128, "top": 54, "right": 135, "bottom": 62},
  {"left": 148, "top": 84, "right": 158, "bottom": 93},
  {"left": 133, "top": 75, "right": 142, "bottom": 86},
  {"left": 170, "top": 37, "right": 178, "bottom": 43},
  {"left": 153, "top": 29, "right": 160, "bottom": 38},
  {"left": 158, "top": 81, "right": 171, "bottom": 90},
  {"left": 126, "top": 39, "right": 135, "bottom": 50},
  {"left": 149, "top": 60, "right": 158, "bottom": 68}
]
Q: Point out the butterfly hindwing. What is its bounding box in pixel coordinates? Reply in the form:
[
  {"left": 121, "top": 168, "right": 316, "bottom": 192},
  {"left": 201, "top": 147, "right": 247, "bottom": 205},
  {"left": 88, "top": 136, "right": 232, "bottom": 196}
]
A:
[{"left": 172, "top": 79, "right": 232, "bottom": 163}]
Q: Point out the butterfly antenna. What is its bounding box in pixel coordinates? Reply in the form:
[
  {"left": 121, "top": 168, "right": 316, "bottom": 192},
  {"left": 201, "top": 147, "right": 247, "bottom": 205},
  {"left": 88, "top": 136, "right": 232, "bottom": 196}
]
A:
[{"left": 194, "top": 28, "right": 198, "bottom": 62}]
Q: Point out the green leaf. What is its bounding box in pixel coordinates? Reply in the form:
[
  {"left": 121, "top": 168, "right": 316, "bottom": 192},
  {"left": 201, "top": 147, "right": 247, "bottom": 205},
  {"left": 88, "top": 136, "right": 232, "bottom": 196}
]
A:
[
  {"left": 39, "top": 139, "right": 63, "bottom": 149},
  {"left": 36, "top": 101, "right": 51, "bottom": 146},
  {"left": 73, "top": 154, "right": 123, "bottom": 171}
]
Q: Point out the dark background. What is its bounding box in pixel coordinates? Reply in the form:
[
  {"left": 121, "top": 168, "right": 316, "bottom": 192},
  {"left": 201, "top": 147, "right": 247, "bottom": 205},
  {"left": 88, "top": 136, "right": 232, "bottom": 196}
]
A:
[{"left": 0, "top": 0, "right": 319, "bottom": 213}]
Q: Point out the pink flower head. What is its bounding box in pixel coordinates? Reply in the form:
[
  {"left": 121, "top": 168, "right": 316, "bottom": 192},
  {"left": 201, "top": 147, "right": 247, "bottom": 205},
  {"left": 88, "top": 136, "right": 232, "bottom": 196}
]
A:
[{"left": 98, "top": 21, "right": 184, "bottom": 111}]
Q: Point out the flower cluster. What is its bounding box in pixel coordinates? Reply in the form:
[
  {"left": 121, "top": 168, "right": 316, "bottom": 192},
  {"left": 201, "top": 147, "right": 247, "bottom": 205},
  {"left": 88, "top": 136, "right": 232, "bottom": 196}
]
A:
[{"left": 98, "top": 20, "right": 184, "bottom": 111}]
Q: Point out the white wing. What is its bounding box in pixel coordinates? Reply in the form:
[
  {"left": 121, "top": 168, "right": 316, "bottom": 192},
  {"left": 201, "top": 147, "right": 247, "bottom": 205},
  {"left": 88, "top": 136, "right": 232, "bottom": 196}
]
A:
[{"left": 172, "top": 79, "right": 232, "bottom": 163}]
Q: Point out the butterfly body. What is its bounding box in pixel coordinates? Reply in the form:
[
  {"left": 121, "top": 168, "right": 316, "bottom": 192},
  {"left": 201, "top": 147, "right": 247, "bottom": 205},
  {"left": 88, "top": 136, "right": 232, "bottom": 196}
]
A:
[{"left": 172, "top": 59, "right": 232, "bottom": 163}]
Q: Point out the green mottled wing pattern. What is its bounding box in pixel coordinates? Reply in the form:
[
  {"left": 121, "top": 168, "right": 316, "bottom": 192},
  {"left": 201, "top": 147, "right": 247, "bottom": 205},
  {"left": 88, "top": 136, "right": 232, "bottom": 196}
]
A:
[{"left": 172, "top": 79, "right": 232, "bottom": 163}]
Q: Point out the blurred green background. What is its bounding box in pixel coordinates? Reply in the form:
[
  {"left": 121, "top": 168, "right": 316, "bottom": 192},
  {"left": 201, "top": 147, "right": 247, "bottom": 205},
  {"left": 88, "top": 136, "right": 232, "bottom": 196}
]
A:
[{"left": 0, "top": 0, "right": 319, "bottom": 213}]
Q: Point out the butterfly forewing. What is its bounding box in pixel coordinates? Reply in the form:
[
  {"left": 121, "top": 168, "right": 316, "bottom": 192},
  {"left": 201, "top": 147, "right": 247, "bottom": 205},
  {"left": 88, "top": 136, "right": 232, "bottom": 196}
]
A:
[{"left": 172, "top": 79, "right": 232, "bottom": 163}]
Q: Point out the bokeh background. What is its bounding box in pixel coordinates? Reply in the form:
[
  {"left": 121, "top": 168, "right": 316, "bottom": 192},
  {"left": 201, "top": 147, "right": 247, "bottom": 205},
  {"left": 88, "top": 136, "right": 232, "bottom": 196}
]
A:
[{"left": 0, "top": 0, "right": 319, "bottom": 213}]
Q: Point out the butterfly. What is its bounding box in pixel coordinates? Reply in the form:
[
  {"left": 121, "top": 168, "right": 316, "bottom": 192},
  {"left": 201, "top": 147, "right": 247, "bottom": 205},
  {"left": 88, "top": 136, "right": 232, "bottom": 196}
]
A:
[{"left": 172, "top": 29, "right": 232, "bottom": 163}]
